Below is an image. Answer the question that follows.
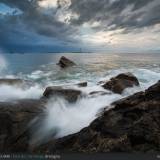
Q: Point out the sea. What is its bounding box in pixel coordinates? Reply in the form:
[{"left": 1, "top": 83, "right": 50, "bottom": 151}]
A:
[{"left": 0, "top": 52, "right": 160, "bottom": 143}]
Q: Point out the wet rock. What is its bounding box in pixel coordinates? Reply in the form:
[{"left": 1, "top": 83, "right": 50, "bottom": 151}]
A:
[
  {"left": 57, "top": 56, "right": 76, "bottom": 68},
  {"left": 36, "top": 81, "right": 160, "bottom": 153},
  {"left": 89, "top": 91, "right": 111, "bottom": 97},
  {"left": 43, "top": 86, "right": 82, "bottom": 103},
  {"left": 0, "top": 99, "right": 46, "bottom": 152},
  {"left": 77, "top": 82, "right": 87, "bottom": 87},
  {"left": 102, "top": 72, "right": 139, "bottom": 94}
]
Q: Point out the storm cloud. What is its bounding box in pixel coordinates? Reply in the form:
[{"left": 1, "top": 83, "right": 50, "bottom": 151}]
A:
[
  {"left": 67, "top": 0, "right": 160, "bottom": 31},
  {"left": 0, "top": 0, "right": 80, "bottom": 52},
  {"left": 0, "top": 0, "right": 160, "bottom": 52}
]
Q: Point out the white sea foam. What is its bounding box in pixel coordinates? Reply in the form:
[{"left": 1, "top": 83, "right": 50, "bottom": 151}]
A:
[
  {"left": 0, "top": 84, "right": 43, "bottom": 102},
  {"left": 133, "top": 68, "right": 160, "bottom": 89},
  {"left": 31, "top": 92, "right": 122, "bottom": 145},
  {"left": 30, "top": 67, "right": 160, "bottom": 145},
  {"left": 27, "top": 70, "right": 44, "bottom": 79},
  {"left": 0, "top": 56, "right": 159, "bottom": 145}
]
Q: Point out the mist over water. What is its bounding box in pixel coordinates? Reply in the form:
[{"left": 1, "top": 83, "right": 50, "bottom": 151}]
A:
[
  {"left": 0, "top": 53, "right": 160, "bottom": 144},
  {"left": 0, "top": 85, "right": 42, "bottom": 101},
  {"left": 31, "top": 93, "right": 122, "bottom": 145},
  {"left": 0, "top": 54, "right": 8, "bottom": 73}
]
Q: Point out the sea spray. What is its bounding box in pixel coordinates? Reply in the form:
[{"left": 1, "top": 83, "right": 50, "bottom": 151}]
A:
[
  {"left": 28, "top": 68, "right": 160, "bottom": 145},
  {"left": 0, "top": 84, "right": 43, "bottom": 102},
  {"left": 0, "top": 53, "right": 160, "bottom": 145},
  {"left": 30, "top": 91, "right": 122, "bottom": 145}
]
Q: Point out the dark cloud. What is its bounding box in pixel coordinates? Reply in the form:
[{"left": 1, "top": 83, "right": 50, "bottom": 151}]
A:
[
  {"left": 0, "top": 0, "right": 80, "bottom": 52},
  {"left": 0, "top": 0, "right": 160, "bottom": 52},
  {"left": 0, "top": 0, "right": 35, "bottom": 11},
  {"left": 0, "top": 0, "right": 77, "bottom": 38},
  {"left": 68, "top": 0, "right": 160, "bottom": 31}
]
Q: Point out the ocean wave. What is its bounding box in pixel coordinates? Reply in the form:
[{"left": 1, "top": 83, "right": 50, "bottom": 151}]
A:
[
  {"left": 0, "top": 60, "right": 160, "bottom": 145},
  {"left": 0, "top": 67, "right": 159, "bottom": 102},
  {"left": 31, "top": 92, "right": 122, "bottom": 145},
  {"left": 0, "top": 84, "right": 43, "bottom": 102}
]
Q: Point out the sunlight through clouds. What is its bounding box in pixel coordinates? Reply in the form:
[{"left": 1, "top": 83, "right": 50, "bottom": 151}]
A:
[
  {"left": 0, "top": 0, "right": 160, "bottom": 53},
  {"left": 38, "top": 0, "right": 58, "bottom": 8}
]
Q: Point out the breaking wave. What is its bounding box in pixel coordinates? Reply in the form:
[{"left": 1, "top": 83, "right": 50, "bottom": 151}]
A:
[{"left": 0, "top": 54, "right": 160, "bottom": 145}]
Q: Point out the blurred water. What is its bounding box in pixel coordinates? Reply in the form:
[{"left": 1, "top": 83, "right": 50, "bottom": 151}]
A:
[
  {"left": 0, "top": 53, "right": 160, "bottom": 99},
  {"left": 1, "top": 53, "right": 160, "bottom": 85},
  {"left": 0, "top": 53, "right": 160, "bottom": 143}
]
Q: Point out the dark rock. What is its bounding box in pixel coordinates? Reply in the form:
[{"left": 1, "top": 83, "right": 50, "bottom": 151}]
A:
[
  {"left": 102, "top": 72, "right": 139, "bottom": 94},
  {"left": 57, "top": 56, "right": 76, "bottom": 68},
  {"left": 89, "top": 91, "right": 111, "bottom": 98},
  {"left": 77, "top": 82, "right": 87, "bottom": 87},
  {"left": 0, "top": 99, "right": 46, "bottom": 152},
  {"left": 36, "top": 81, "right": 160, "bottom": 153},
  {"left": 43, "top": 86, "right": 82, "bottom": 103}
]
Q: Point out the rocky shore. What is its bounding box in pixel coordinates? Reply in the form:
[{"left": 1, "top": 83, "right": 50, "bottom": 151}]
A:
[
  {"left": 34, "top": 80, "right": 160, "bottom": 153},
  {"left": 0, "top": 58, "right": 159, "bottom": 153}
]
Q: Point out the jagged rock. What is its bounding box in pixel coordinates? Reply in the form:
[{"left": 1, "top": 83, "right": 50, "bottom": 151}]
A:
[
  {"left": 1, "top": 79, "right": 159, "bottom": 153},
  {"left": 57, "top": 56, "right": 76, "bottom": 68},
  {"left": 36, "top": 81, "right": 160, "bottom": 153},
  {"left": 102, "top": 72, "right": 139, "bottom": 94},
  {"left": 0, "top": 99, "right": 46, "bottom": 152},
  {"left": 43, "top": 86, "right": 82, "bottom": 102}
]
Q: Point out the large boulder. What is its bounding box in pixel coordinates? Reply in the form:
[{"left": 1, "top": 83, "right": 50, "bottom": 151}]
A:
[
  {"left": 35, "top": 81, "right": 160, "bottom": 153},
  {"left": 43, "top": 86, "right": 82, "bottom": 103},
  {"left": 0, "top": 99, "right": 46, "bottom": 152},
  {"left": 102, "top": 72, "right": 139, "bottom": 94},
  {"left": 57, "top": 56, "right": 76, "bottom": 68}
]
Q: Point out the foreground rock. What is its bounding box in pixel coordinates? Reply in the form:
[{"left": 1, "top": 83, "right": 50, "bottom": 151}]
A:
[
  {"left": 43, "top": 86, "right": 82, "bottom": 103},
  {"left": 0, "top": 99, "right": 46, "bottom": 152},
  {"left": 36, "top": 81, "right": 160, "bottom": 153},
  {"left": 57, "top": 56, "right": 76, "bottom": 68},
  {"left": 102, "top": 72, "right": 139, "bottom": 94}
]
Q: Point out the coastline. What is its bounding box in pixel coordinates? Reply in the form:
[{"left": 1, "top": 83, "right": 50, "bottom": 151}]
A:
[{"left": 0, "top": 73, "right": 159, "bottom": 153}]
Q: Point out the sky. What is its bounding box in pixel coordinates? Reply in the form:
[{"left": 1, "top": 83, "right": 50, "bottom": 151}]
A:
[{"left": 0, "top": 0, "right": 160, "bottom": 53}]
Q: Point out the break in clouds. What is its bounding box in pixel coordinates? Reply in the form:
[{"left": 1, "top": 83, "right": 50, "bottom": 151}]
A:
[{"left": 0, "top": 0, "right": 160, "bottom": 53}]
